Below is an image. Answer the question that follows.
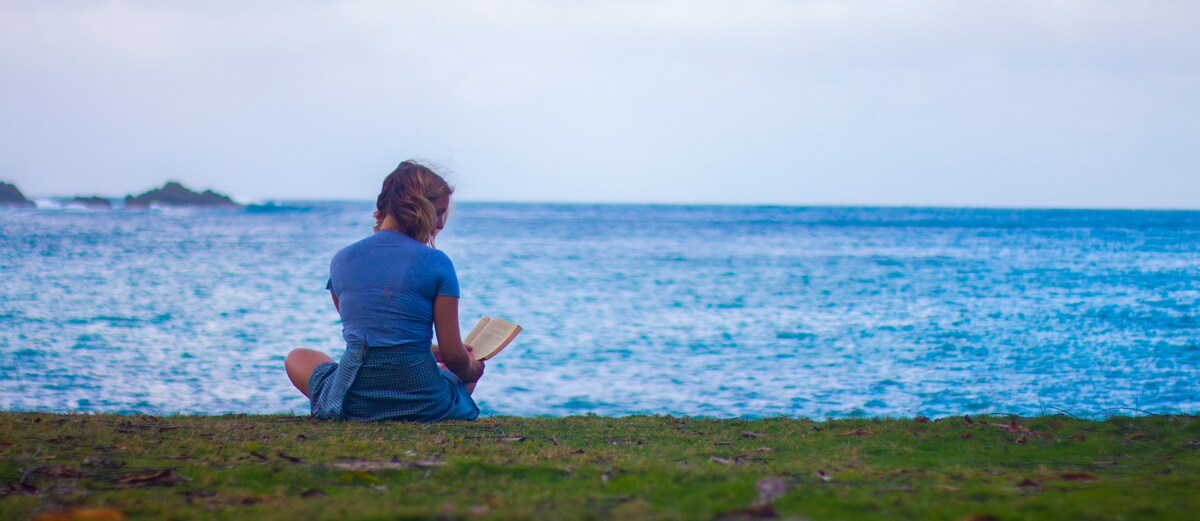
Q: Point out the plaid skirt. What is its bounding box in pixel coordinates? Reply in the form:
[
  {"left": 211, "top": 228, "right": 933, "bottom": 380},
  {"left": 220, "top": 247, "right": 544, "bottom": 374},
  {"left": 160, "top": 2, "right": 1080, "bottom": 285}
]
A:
[{"left": 308, "top": 342, "right": 479, "bottom": 422}]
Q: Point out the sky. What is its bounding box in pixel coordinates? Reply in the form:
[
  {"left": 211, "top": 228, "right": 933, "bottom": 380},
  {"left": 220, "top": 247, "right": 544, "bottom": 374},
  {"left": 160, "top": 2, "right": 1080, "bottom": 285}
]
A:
[{"left": 1, "top": 1, "right": 1197, "bottom": 208}]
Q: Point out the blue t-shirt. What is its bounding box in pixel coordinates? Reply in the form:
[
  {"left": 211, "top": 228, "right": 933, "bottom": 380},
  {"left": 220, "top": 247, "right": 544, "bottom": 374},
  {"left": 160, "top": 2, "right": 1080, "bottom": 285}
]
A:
[{"left": 327, "top": 230, "right": 460, "bottom": 348}]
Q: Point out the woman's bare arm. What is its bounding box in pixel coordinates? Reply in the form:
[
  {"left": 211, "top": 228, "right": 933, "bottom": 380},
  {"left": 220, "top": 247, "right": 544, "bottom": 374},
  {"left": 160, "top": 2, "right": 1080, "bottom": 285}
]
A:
[{"left": 433, "top": 295, "right": 484, "bottom": 383}]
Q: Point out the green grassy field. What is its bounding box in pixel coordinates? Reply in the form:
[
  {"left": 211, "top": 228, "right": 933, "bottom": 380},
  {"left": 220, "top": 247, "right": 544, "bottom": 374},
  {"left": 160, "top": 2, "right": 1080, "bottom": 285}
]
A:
[{"left": 1, "top": 412, "right": 1197, "bottom": 520}]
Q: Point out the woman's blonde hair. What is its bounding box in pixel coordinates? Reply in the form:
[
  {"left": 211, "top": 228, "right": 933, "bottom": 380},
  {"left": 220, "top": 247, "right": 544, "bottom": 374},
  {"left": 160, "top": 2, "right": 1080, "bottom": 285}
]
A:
[{"left": 376, "top": 160, "right": 454, "bottom": 246}]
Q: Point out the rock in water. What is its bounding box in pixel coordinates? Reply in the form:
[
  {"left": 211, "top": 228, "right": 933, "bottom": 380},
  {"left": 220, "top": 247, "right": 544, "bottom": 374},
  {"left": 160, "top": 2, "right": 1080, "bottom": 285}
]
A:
[
  {"left": 124, "top": 181, "right": 241, "bottom": 208},
  {"left": 0, "top": 181, "right": 36, "bottom": 207},
  {"left": 66, "top": 196, "right": 114, "bottom": 209}
]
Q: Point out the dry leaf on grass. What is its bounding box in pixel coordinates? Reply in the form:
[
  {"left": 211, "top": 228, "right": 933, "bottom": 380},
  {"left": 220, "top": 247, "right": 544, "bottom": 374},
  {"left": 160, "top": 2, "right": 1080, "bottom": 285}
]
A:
[
  {"left": 238, "top": 495, "right": 283, "bottom": 505},
  {"left": 38, "top": 465, "right": 91, "bottom": 478},
  {"left": 2, "top": 482, "right": 39, "bottom": 495},
  {"left": 1059, "top": 472, "right": 1097, "bottom": 481},
  {"left": 114, "top": 469, "right": 185, "bottom": 486},
  {"left": 331, "top": 459, "right": 407, "bottom": 471},
  {"left": 835, "top": 428, "right": 872, "bottom": 436},
  {"left": 410, "top": 458, "right": 445, "bottom": 469},
  {"left": 1016, "top": 478, "right": 1041, "bottom": 489},
  {"left": 83, "top": 457, "right": 125, "bottom": 469},
  {"left": 1124, "top": 433, "right": 1146, "bottom": 442},
  {"left": 715, "top": 503, "right": 776, "bottom": 520},
  {"left": 179, "top": 489, "right": 216, "bottom": 499},
  {"left": 34, "top": 507, "right": 126, "bottom": 521},
  {"left": 275, "top": 452, "right": 303, "bottom": 463},
  {"left": 330, "top": 456, "right": 444, "bottom": 472},
  {"left": 300, "top": 489, "right": 327, "bottom": 498}
]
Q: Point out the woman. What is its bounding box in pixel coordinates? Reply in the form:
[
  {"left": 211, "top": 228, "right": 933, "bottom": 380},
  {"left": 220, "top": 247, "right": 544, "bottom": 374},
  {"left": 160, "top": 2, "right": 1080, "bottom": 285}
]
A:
[{"left": 285, "top": 161, "right": 485, "bottom": 421}]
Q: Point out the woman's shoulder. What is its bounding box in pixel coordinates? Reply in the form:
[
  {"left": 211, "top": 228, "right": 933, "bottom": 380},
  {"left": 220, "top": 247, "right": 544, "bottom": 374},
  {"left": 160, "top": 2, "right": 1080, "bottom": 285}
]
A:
[
  {"left": 332, "top": 233, "right": 378, "bottom": 259},
  {"left": 431, "top": 249, "right": 455, "bottom": 272},
  {"left": 334, "top": 231, "right": 449, "bottom": 260}
]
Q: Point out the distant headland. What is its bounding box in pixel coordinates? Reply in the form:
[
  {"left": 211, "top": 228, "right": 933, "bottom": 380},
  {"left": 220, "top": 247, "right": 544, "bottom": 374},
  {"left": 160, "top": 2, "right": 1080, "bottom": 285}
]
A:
[
  {"left": 124, "top": 181, "right": 241, "bottom": 208},
  {"left": 0, "top": 181, "right": 36, "bottom": 207},
  {"left": 65, "top": 196, "right": 113, "bottom": 210},
  {"left": 0, "top": 180, "right": 241, "bottom": 209}
]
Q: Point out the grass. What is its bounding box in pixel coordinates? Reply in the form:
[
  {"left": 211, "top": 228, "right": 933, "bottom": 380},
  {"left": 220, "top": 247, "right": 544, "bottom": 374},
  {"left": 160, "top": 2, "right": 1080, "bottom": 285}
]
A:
[{"left": 1, "top": 412, "right": 1198, "bottom": 520}]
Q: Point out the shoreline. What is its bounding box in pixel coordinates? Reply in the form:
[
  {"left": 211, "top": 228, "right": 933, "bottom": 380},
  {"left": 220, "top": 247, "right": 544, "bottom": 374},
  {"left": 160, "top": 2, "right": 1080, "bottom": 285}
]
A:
[{"left": 1, "top": 407, "right": 1192, "bottom": 420}]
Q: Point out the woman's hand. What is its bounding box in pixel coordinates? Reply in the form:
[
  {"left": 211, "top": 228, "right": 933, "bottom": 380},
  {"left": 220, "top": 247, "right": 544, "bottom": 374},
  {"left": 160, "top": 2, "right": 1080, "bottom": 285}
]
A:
[
  {"left": 464, "top": 345, "right": 486, "bottom": 383},
  {"left": 433, "top": 296, "right": 485, "bottom": 385}
]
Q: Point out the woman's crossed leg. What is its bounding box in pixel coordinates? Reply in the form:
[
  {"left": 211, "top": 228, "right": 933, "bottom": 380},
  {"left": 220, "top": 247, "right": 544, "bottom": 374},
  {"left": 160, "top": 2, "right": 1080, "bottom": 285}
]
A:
[{"left": 285, "top": 348, "right": 334, "bottom": 398}]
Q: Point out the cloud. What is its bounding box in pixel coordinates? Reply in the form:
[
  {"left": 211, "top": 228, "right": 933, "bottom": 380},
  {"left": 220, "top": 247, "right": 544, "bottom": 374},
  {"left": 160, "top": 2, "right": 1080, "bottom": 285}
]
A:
[{"left": 1, "top": 1, "right": 1197, "bottom": 207}]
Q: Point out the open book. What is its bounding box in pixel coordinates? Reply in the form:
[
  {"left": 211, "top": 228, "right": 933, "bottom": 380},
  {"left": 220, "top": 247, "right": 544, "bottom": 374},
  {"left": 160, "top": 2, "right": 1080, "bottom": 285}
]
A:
[{"left": 463, "top": 316, "right": 522, "bottom": 361}]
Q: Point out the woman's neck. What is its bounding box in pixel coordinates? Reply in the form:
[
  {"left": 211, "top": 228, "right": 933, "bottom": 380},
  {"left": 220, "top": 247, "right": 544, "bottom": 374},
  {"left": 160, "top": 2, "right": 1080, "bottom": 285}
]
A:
[
  {"left": 377, "top": 216, "right": 435, "bottom": 246},
  {"left": 378, "top": 214, "right": 404, "bottom": 232}
]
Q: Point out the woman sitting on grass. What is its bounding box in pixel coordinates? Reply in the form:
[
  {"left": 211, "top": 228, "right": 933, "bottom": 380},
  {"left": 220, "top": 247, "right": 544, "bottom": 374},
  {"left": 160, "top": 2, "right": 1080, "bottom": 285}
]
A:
[{"left": 284, "top": 160, "right": 484, "bottom": 421}]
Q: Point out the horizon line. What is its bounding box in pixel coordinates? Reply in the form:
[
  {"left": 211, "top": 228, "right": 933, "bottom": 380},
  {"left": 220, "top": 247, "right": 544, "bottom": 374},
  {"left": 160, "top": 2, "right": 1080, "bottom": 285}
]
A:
[{"left": 15, "top": 194, "right": 1200, "bottom": 213}]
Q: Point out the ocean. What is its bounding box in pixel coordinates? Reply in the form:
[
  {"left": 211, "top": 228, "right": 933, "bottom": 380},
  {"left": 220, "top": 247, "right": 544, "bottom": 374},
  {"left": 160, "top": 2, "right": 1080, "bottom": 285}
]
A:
[{"left": 2, "top": 202, "right": 1198, "bottom": 418}]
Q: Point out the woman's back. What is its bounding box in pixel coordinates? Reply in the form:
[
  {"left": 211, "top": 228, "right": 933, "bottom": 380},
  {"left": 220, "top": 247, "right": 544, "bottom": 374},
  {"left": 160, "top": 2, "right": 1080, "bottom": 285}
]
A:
[
  {"left": 309, "top": 229, "right": 477, "bottom": 421},
  {"left": 329, "top": 229, "right": 459, "bottom": 349}
]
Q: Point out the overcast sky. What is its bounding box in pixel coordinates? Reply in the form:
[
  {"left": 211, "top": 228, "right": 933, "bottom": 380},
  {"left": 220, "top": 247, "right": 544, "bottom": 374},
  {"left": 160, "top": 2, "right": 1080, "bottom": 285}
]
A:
[{"left": 1, "top": 1, "right": 1197, "bottom": 207}]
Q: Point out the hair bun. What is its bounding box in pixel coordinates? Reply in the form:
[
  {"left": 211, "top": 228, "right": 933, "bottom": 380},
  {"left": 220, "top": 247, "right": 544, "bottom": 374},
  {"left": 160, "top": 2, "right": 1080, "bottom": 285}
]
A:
[{"left": 375, "top": 161, "right": 454, "bottom": 245}]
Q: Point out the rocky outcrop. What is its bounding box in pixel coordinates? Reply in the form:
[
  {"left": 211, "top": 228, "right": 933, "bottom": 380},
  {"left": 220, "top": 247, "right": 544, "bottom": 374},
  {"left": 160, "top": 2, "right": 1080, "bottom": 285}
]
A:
[
  {"left": 0, "top": 182, "right": 35, "bottom": 207},
  {"left": 123, "top": 181, "right": 241, "bottom": 208},
  {"left": 66, "top": 196, "right": 113, "bottom": 209}
]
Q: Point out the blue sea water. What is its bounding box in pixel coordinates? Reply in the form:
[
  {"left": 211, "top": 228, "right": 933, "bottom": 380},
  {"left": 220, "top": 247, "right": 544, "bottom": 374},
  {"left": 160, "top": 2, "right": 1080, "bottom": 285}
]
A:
[{"left": 1, "top": 202, "right": 1198, "bottom": 418}]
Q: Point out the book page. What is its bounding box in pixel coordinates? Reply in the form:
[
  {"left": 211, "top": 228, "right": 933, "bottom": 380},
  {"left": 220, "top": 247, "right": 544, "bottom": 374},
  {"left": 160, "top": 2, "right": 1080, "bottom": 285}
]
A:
[
  {"left": 463, "top": 316, "right": 491, "bottom": 347},
  {"left": 465, "top": 316, "right": 522, "bottom": 360}
]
